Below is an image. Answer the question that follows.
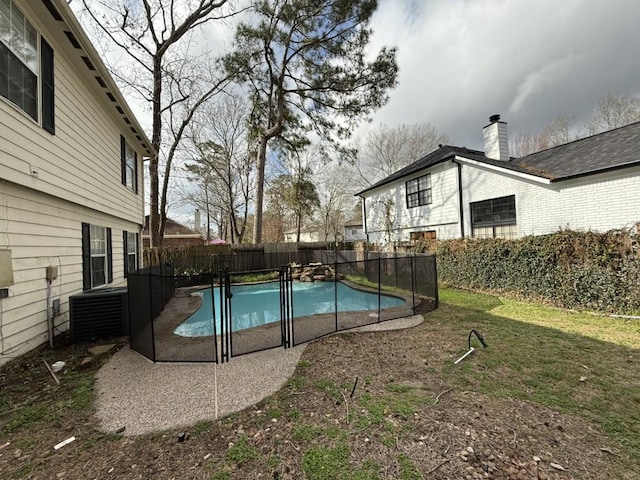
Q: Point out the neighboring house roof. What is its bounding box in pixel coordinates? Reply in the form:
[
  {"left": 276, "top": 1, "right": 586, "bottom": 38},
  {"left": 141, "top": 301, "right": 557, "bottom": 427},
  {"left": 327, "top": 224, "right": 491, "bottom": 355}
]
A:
[
  {"left": 356, "top": 121, "right": 640, "bottom": 195},
  {"left": 46, "top": 1, "right": 153, "bottom": 156},
  {"left": 344, "top": 216, "right": 363, "bottom": 228},
  {"left": 143, "top": 216, "right": 203, "bottom": 238},
  {"left": 284, "top": 226, "right": 322, "bottom": 235}
]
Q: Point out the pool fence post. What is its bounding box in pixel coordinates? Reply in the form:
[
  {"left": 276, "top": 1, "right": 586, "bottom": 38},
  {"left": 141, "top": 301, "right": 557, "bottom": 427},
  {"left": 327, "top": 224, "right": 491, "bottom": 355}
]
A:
[
  {"left": 287, "top": 265, "right": 293, "bottom": 348},
  {"left": 225, "top": 268, "right": 232, "bottom": 360},
  {"left": 411, "top": 255, "right": 416, "bottom": 315},
  {"left": 334, "top": 258, "right": 338, "bottom": 333},
  {"left": 148, "top": 267, "right": 156, "bottom": 362},
  {"left": 218, "top": 269, "right": 226, "bottom": 363},
  {"left": 287, "top": 265, "right": 294, "bottom": 348},
  {"left": 211, "top": 273, "right": 218, "bottom": 363},
  {"left": 377, "top": 255, "right": 381, "bottom": 323}
]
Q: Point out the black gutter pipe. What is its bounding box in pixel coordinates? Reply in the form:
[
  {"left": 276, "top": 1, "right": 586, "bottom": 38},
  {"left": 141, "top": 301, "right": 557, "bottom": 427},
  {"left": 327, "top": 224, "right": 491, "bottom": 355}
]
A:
[{"left": 451, "top": 159, "right": 465, "bottom": 238}]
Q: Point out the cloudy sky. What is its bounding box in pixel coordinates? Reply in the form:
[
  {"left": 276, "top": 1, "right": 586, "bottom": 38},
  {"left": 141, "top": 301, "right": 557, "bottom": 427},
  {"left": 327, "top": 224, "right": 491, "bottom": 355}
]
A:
[
  {"left": 360, "top": 0, "right": 640, "bottom": 149},
  {"left": 72, "top": 0, "right": 640, "bottom": 225},
  {"left": 74, "top": 0, "right": 640, "bottom": 150}
]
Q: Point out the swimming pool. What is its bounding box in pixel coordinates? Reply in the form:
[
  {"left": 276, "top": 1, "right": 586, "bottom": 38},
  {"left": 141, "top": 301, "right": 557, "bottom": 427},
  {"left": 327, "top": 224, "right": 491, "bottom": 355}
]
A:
[{"left": 174, "top": 281, "right": 406, "bottom": 337}]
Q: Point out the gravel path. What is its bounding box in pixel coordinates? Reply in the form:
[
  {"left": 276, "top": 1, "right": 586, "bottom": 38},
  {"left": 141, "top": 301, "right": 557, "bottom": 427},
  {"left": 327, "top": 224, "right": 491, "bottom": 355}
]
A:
[{"left": 94, "top": 315, "right": 423, "bottom": 436}]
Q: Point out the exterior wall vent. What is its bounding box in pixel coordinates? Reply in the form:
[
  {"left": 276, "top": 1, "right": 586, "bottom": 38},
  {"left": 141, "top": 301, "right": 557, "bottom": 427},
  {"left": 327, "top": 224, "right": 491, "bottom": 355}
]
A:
[{"left": 69, "top": 287, "right": 129, "bottom": 342}]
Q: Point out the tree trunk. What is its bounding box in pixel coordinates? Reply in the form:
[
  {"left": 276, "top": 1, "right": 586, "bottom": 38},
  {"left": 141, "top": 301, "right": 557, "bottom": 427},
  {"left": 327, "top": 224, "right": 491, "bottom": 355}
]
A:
[
  {"left": 252, "top": 136, "right": 268, "bottom": 243},
  {"left": 149, "top": 56, "right": 163, "bottom": 247}
]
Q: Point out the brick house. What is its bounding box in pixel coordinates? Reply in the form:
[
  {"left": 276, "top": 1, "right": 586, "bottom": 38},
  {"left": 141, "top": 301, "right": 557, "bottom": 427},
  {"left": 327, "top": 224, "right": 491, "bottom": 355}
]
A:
[
  {"left": 357, "top": 116, "right": 640, "bottom": 243},
  {"left": 142, "top": 216, "right": 205, "bottom": 248}
]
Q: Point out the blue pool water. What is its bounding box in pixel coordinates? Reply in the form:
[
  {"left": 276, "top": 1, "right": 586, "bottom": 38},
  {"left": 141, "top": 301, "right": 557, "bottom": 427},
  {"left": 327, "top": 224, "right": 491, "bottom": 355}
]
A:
[{"left": 174, "top": 281, "right": 406, "bottom": 337}]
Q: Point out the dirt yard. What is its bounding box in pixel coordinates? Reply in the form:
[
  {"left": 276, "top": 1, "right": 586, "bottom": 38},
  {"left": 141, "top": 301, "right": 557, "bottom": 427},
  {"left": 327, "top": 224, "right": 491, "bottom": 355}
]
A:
[{"left": 0, "top": 294, "right": 637, "bottom": 480}]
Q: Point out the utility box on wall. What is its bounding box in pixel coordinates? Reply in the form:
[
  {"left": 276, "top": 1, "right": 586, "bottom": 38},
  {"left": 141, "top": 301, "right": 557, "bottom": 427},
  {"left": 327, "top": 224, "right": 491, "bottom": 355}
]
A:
[{"left": 0, "top": 249, "right": 14, "bottom": 288}]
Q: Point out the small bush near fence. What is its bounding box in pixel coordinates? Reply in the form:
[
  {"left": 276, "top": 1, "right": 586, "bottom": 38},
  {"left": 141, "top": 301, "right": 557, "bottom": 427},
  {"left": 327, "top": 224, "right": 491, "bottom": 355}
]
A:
[{"left": 423, "top": 229, "right": 639, "bottom": 314}]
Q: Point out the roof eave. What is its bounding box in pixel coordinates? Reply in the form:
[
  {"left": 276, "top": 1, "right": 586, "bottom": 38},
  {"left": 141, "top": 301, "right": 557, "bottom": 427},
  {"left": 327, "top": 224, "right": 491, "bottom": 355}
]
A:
[
  {"left": 549, "top": 160, "right": 640, "bottom": 183},
  {"left": 55, "top": 0, "right": 154, "bottom": 157},
  {"left": 355, "top": 150, "right": 459, "bottom": 196}
]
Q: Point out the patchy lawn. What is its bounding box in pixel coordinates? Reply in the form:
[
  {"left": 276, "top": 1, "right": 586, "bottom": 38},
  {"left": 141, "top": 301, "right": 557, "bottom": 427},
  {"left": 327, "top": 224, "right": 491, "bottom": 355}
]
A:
[{"left": 1, "top": 288, "right": 638, "bottom": 479}]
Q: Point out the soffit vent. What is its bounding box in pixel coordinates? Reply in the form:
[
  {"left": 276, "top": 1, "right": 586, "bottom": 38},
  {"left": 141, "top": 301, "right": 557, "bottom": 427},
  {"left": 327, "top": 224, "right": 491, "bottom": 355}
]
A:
[
  {"left": 81, "top": 56, "right": 96, "bottom": 70},
  {"left": 42, "top": 0, "right": 63, "bottom": 21},
  {"left": 64, "top": 30, "right": 81, "bottom": 49}
]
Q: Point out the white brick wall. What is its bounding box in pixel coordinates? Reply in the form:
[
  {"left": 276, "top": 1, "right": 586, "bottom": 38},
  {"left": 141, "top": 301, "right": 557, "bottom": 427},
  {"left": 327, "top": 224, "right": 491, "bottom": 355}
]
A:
[
  {"left": 363, "top": 162, "right": 461, "bottom": 242},
  {"left": 362, "top": 159, "right": 640, "bottom": 243}
]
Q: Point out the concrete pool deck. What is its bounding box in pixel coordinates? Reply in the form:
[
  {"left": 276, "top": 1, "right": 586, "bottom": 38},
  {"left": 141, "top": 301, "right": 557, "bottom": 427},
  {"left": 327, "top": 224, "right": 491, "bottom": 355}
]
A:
[{"left": 94, "top": 314, "right": 425, "bottom": 436}]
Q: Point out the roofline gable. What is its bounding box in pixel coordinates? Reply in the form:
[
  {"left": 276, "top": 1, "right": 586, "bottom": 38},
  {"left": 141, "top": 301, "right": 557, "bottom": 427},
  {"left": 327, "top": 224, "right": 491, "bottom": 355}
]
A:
[{"left": 454, "top": 156, "right": 552, "bottom": 184}]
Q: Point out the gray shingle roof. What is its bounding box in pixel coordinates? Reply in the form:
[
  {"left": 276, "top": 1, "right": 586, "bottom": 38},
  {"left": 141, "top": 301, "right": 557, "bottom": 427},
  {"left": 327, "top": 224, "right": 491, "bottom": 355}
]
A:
[
  {"left": 513, "top": 120, "right": 640, "bottom": 180},
  {"left": 356, "top": 146, "right": 486, "bottom": 195},
  {"left": 356, "top": 121, "right": 640, "bottom": 195}
]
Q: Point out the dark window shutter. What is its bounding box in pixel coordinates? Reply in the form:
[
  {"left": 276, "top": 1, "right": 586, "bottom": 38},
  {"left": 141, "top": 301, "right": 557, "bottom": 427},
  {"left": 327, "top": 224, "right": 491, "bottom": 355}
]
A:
[
  {"left": 81, "top": 222, "right": 91, "bottom": 291},
  {"left": 123, "top": 230, "right": 128, "bottom": 278},
  {"left": 134, "top": 151, "right": 138, "bottom": 194},
  {"left": 136, "top": 233, "right": 140, "bottom": 269},
  {"left": 107, "top": 227, "right": 113, "bottom": 283},
  {"left": 120, "top": 135, "right": 126, "bottom": 186},
  {"left": 41, "top": 37, "right": 55, "bottom": 134}
]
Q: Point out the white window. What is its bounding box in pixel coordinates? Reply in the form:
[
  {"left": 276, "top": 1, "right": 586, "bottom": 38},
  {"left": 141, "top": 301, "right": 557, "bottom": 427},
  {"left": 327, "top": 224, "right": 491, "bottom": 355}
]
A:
[
  {"left": 124, "top": 142, "right": 135, "bottom": 191},
  {"left": 121, "top": 135, "right": 138, "bottom": 193},
  {"left": 90, "top": 225, "right": 107, "bottom": 287},
  {"left": 0, "top": 0, "right": 37, "bottom": 119},
  {"left": 126, "top": 231, "right": 137, "bottom": 273}
]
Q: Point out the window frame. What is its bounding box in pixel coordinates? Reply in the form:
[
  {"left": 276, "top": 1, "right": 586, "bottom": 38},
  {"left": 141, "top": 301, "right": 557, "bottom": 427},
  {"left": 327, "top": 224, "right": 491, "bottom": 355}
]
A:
[
  {"left": 81, "top": 223, "right": 112, "bottom": 291},
  {"left": 0, "top": 0, "right": 54, "bottom": 131},
  {"left": 121, "top": 135, "right": 138, "bottom": 193},
  {"left": 470, "top": 195, "right": 517, "bottom": 239},
  {"left": 405, "top": 174, "right": 432, "bottom": 209},
  {"left": 123, "top": 230, "right": 138, "bottom": 276},
  {"left": 90, "top": 224, "right": 107, "bottom": 288}
]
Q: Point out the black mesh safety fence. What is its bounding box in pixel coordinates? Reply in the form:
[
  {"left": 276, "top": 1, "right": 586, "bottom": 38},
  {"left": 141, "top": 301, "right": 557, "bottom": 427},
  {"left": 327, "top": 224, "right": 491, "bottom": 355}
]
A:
[
  {"left": 127, "top": 253, "right": 437, "bottom": 362},
  {"left": 229, "top": 268, "right": 287, "bottom": 358},
  {"left": 154, "top": 271, "right": 219, "bottom": 363},
  {"left": 127, "top": 269, "right": 155, "bottom": 361}
]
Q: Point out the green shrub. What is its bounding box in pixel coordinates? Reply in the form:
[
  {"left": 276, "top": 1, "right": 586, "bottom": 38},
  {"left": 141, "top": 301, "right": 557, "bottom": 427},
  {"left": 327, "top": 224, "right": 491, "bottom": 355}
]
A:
[{"left": 432, "top": 229, "right": 639, "bottom": 314}]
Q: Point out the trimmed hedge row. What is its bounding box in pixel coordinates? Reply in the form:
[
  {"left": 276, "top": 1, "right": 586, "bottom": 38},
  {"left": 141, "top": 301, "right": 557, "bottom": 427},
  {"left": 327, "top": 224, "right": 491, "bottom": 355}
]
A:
[{"left": 429, "top": 229, "right": 639, "bottom": 314}]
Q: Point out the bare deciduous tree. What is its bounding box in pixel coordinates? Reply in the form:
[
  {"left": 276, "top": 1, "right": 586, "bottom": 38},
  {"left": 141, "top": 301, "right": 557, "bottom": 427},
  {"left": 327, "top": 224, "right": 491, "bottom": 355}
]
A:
[
  {"left": 314, "top": 168, "right": 351, "bottom": 243},
  {"left": 183, "top": 94, "right": 253, "bottom": 244},
  {"left": 586, "top": 93, "right": 640, "bottom": 135},
  {"left": 79, "top": 0, "right": 235, "bottom": 246},
  {"left": 348, "top": 122, "right": 448, "bottom": 189}
]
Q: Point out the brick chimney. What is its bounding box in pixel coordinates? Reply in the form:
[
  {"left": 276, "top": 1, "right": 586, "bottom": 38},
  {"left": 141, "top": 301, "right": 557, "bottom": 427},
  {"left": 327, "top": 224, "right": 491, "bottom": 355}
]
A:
[{"left": 483, "top": 114, "right": 509, "bottom": 161}]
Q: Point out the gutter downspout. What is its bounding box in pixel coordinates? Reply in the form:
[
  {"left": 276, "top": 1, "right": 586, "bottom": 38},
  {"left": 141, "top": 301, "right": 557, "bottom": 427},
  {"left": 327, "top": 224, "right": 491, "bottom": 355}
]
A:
[
  {"left": 358, "top": 195, "right": 370, "bottom": 243},
  {"left": 451, "top": 159, "right": 465, "bottom": 238}
]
